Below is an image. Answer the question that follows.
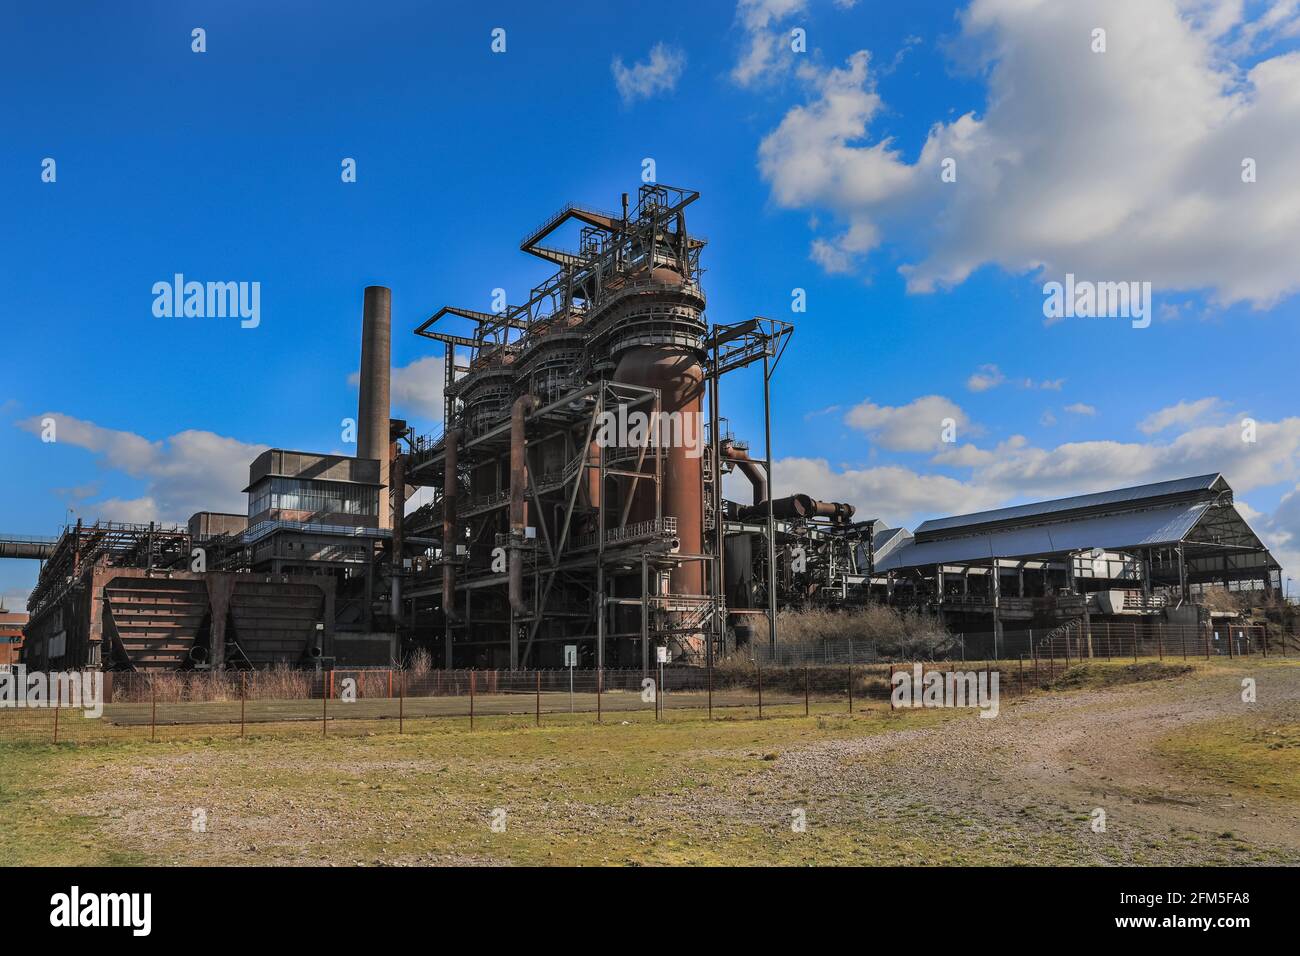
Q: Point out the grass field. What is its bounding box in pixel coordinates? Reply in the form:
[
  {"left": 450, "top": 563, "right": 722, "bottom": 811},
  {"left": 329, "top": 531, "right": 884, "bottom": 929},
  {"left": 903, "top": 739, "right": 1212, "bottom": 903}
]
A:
[{"left": 2, "top": 658, "right": 1297, "bottom": 866}]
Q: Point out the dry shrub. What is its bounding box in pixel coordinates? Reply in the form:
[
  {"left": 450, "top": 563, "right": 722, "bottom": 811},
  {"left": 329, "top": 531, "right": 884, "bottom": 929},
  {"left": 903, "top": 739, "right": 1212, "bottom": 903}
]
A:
[
  {"left": 407, "top": 648, "right": 432, "bottom": 680},
  {"left": 252, "top": 663, "right": 312, "bottom": 700},
  {"left": 771, "top": 605, "right": 955, "bottom": 659},
  {"left": 1196, "top": 587, "right": 1246, "bottom": 613}
]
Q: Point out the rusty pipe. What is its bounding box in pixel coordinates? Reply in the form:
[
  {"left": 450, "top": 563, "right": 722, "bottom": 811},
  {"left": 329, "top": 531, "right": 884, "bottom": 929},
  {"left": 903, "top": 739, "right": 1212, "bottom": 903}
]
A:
[
  {"left": 509, "top": 394, "right": 538, "bottom": 614},
  {"left": 737, "top": 495, "right": 853, "bottom": 523},
  {"left": 442, "top": 430, "right": 460, "bottom": 620},
  {"left": 721, "top": 441, "right": 767, "bottom": 505}
]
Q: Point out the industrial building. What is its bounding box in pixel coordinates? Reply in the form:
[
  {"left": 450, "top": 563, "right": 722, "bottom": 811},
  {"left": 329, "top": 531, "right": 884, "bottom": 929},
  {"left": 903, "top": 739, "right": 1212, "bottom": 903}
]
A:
[
  {"left": 0, "top": 603, "right": 25, "bottom": 668},
  {"left": 0, "top": 183, "right": 1285, "bottom": 672},
  {"left": 862, "top": 472, "right": 1283, "bottom": 647}
]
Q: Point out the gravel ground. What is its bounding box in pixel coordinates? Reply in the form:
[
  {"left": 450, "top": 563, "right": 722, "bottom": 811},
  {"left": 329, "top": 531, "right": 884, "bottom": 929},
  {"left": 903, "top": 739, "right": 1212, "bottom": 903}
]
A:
[{"left": 31, "top": 660, "right": 1300, "bottom": 866}]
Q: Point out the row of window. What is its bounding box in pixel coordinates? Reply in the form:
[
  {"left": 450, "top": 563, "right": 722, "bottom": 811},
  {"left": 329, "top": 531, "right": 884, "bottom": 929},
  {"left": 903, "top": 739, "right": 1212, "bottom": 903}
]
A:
[{"left": 248, "top": 477, "right": 378, "bottom": 518}]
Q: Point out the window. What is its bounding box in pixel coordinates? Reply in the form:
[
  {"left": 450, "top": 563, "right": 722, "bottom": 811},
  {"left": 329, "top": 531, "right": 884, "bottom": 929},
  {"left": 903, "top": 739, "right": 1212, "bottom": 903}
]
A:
[{"left": 248, "top": 478, "right": 378, "bottom": 519}]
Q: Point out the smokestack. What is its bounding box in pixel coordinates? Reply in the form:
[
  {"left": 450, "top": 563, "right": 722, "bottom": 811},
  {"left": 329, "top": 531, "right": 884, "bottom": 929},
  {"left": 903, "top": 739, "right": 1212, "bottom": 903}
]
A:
[{"left": 359, "top": 286, "right": 392, "bottom": 529}]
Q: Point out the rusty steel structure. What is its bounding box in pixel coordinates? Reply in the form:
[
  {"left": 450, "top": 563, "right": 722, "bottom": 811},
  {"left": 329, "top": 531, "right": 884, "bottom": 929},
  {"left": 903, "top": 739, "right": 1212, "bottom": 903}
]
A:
[{"left": 396, "top": 183, "right": 861, "bottom": 669}]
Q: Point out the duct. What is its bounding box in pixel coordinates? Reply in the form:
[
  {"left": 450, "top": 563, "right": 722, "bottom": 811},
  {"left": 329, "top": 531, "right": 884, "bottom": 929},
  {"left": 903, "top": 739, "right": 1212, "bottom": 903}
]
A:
[
  {"left": 722, "top": 441, "right": 766, "bottom": 505},
  {"left": 738, "top": 495, "right": 855, "bottom": 523},
  {"left": 811, "top": 500, "right": 856, "bottom": 522},
  {"left": 509, "top": 394, "right": 538, "bottom": 614},
  {"left": 358, "top": 286, "right": 392, "bottom": 529},
  {"left": 442, "top": 430, "right": 460, "bottom": 619}
]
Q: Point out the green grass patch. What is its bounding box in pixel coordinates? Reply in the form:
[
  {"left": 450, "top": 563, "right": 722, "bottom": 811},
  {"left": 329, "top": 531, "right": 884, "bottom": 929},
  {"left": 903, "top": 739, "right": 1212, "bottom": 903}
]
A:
[
  {"left": 1045, "top": 661, "right": 1194, "bottom": 691},
  {"left": 1155, "top": 718, "right": 1300, "bottom": 803}
]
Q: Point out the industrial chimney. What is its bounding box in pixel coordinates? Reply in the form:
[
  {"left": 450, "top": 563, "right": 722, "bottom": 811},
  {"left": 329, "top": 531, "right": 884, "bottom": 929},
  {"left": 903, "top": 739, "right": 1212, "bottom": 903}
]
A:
[{"left": 358, "top": 285, "right": 392, "bottom": 529}]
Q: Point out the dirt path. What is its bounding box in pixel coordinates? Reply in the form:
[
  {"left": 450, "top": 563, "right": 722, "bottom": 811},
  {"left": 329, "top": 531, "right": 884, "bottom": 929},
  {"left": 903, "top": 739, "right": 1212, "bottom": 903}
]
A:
[{"left": 747, "top": 661, "right": 1300, "bottom": 863}]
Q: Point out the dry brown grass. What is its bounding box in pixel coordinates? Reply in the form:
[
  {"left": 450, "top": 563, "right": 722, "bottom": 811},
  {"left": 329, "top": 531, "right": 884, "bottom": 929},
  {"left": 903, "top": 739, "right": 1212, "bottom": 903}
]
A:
[{"left": 769, "top": 605, "right": 954, "bottom": 658}]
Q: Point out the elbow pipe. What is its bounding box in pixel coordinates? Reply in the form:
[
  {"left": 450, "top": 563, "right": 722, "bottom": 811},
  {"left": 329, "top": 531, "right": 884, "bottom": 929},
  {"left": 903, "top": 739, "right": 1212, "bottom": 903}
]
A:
[
  {"left": 442, "top": 430, "right": 460, "bottom": 620},
  {"left": 509, "top": 395, "right": 538, "bottom": 614},
  {"left": 721, "top": 442, "right": 767, "bottom": 505}
]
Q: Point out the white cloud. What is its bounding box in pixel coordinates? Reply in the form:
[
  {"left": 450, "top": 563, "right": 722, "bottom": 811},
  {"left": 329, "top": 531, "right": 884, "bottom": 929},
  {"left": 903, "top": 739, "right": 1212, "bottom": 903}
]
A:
[
  {"left": 612, "top": 43, "right": 687, "bottom": 104},
  {"left": 1064, "top": 402, "right": 1096, "bottom": 416},
  {"left": 843, "top": 395, "right": 970, "bottom": 451},
  {"left": 1254, "top": 481, "right": 1300, "bottom": 589},
  {"left": 732, "top": 0, "right": 809, "bottom": 87},
  {"left": 349, "top": 354, "right": 445, "bottom": 424},
  {"left": 966, "top": 364, "right": 1006, "bottom": 392},
  {"left": 773, "top": 456, "right": 1005, "bottom": 523},
  {"left": 17, "top": 413, "right": 266, "bottom": 524},
  {"left": 1138, "top": 397, "right": 1227, "bottom": 434},
  {"left": 809, "top": 237, "right": 854, "bottom": 273},
  {"left": 757, "top": 0, "right": 1300, "bottom": 309}
]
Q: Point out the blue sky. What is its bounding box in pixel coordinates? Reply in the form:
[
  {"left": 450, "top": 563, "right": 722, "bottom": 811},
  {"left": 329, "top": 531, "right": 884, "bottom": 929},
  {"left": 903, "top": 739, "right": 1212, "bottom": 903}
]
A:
[{"left": 4, "top": 0, "right": 1300, "bottom": 604}]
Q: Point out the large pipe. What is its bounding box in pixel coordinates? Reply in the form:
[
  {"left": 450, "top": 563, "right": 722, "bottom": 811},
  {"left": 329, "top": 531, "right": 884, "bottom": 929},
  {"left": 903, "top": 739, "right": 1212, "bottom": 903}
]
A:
[
  {"left": 738, "top": 495, "right": 855, "bottom": 523},
  {"left": 442, "top": 430, "right": 460, "bottom": 621},
  {"left": 509, "top": 394, "right": 538, "bottom": 614},
  {"left": 359, "top": 286, "right": 392, "bottom": 529},
  {"left": 722, "top": 441, "right": 767, "bottom": 505}
]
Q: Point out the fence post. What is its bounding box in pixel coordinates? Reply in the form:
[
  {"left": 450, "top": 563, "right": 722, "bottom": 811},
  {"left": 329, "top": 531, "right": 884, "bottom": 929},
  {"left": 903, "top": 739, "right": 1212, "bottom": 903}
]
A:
[
  {"left": 322, "top": 677, "right": 328, "bottom": 737},
  {"left": 53, "top": 691, "right": 60, "bottom": 745},
  {"left": 888, "top": 663, "right": 894, "bottom": 711},
  {"left": 756, "top": 657, "right": 763, "bottom": 720},
  {"left": 535, "top": 670, "right": 541, "bottom": 727},
  {"left": 1157, "top": 628, "right": 1163, "bottom": 661},
  {"left": 470, "top": 671, "right": 476, "bottom": 731},
  {"left": 399, "top": 670, "right": 405, "bottom": 735},
  {"left": 596, "top": 668, "right": 602, "bottom": 724},
  {"left": 804, "top": 664, "right": 810, "bottom": 718},
  {"left": 240, "top": 672, "right": 246, "bottom": 740},
  {"left": 707, "top": 658, "right": 713, "bottom": 721},
  {"left": 1018, "top": 655, "right": 1024, "bottom": 696},
  {"left": 847, "top": 663, "right": 853, "bottom": 714},
  {"left": 151, "top": 681, "right": 157, "bottom": 742},
  {"left": 388, "top": 669, "right": 393, "bottom": 699}
]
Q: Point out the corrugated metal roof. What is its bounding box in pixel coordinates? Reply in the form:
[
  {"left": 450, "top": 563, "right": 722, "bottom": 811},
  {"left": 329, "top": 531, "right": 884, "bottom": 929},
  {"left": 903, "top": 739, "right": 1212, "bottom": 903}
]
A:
[
  {"left": 872, "top": 526, "right": 912, "bottom": 562},
  {"left": 914, "top": 473, "right": 1223, "bottom": 537},
  {"left": 877, "top": 500, "right": 1211, "bottom": 571}
]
